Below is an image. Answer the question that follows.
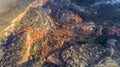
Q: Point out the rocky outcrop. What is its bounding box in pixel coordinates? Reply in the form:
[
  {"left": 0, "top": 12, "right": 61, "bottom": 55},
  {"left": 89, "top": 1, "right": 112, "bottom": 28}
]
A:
[{"left": 0, "top": 0, "right": 120, "bottom": 67}]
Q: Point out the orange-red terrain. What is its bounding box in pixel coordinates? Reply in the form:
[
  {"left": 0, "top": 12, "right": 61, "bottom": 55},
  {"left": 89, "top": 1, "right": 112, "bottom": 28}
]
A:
[{"left": 0, "top": 0, "right": 120, "bottom": 67}]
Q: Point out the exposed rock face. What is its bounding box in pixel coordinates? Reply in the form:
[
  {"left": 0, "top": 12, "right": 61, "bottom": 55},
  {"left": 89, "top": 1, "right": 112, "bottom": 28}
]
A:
[
  {"left": 0, "top": 0, "right": 35, "bottom": 31},
  {"left": 96, "top": 57, "right": 119, "bottom": 67},
  {"left": 0, "top": 0, "right": 120, "bottom": 67}
]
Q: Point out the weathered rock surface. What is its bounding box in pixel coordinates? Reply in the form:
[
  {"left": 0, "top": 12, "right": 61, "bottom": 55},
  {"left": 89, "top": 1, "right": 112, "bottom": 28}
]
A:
[
  {"left": 0, "top": 0, "right": 34, "bottom": 31},
  {"left": 0, "top": 0, "right": 120, "bottom": 67}
]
